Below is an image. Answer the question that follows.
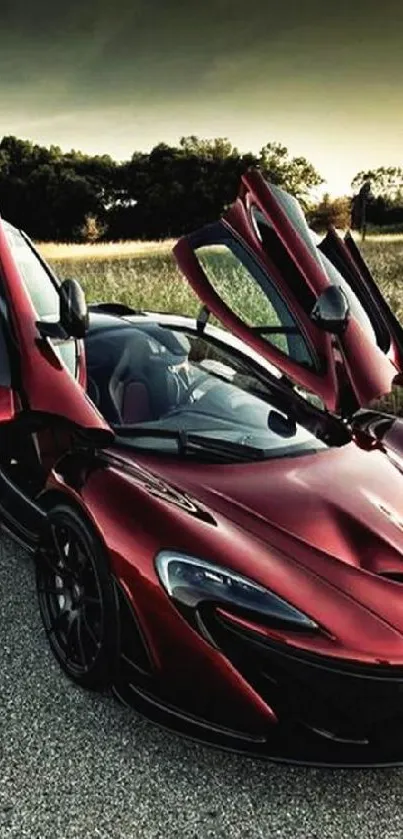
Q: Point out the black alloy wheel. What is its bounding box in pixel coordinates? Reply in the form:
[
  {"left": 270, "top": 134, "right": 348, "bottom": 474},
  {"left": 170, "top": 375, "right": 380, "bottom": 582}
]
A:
[{"left": 36, "top": 503, "right": 118, "bottom": 690}]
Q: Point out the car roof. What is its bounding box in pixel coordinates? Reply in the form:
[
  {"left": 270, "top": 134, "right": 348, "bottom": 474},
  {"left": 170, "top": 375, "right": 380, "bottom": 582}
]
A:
[{"left": 87, "top": 307, "right": 194, "bottom": 333}]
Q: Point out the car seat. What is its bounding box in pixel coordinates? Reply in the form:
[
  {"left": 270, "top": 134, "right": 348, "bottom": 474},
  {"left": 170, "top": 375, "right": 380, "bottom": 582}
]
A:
[
  {"left": 86, "top": 326, "right": 188, "bottom": 425},
  {"left": 86, "top": 328, "right": 155, "bottom": 424}
]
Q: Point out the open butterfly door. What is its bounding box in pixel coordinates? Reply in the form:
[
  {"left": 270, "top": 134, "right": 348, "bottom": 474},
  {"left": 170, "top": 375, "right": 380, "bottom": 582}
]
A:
[
  {"left": 173, "top": 168, "right": 400, "bottom": 416},
  {"left": 0, "top": 218, "right": 113, "bottom": 446}
]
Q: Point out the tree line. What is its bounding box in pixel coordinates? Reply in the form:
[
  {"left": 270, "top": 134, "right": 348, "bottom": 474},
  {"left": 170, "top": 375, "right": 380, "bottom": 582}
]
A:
[{"left": 0, "top": 134, "right": 401, "bottom": 241}]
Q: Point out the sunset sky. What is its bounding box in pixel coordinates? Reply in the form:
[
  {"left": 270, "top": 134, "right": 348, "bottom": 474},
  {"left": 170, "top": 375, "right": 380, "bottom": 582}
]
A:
[{"left": 1, "top": 0, "right": 402, "bottom": 195}]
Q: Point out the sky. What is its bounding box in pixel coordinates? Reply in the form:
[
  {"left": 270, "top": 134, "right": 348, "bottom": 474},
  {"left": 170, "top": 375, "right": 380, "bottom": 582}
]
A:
[{"left": 1, "top": 0, "right": 402, "bottom": 195}]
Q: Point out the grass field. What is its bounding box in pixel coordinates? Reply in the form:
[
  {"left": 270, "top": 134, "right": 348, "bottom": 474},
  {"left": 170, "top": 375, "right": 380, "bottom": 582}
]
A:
[
  {"left": 40, "top": 239, "right": 199, "bottom": 316},
  {"left": 39, "top": 237, "right": 403, "bottom": 323}
]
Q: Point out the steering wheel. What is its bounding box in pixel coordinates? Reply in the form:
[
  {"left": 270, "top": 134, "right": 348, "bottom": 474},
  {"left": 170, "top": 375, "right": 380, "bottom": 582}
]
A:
[{"left": 163, "top": 371, "right": 214, "bottom": 417}]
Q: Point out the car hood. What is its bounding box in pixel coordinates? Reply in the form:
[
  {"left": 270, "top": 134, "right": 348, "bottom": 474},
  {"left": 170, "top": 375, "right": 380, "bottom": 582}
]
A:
[
  {"left": 100, "top": 440, "right": 403, "bottom": 660},
  {"left": 121, "top": 442, "right": 403, "bottom": 578}
]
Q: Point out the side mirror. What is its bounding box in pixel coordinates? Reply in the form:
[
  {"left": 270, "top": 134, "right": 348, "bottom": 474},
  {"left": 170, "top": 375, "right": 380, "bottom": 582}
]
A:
[
  {"left": 59, "top": 278, "right": 89, "bottom": 338},
  {"left": 310, "top": 286, "right": 350, "bottom": 335}
]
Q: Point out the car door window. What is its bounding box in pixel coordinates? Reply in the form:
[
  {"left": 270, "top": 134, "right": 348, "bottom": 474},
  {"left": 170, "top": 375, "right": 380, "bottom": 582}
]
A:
[
  {"left": 250, "top": 204, "right": 377, "bottom": 345},
  {"left": 4, "top": 224, "right": 60, "bottom": 321},
  {"left": 195, "top": 236, "right": 316, "bottom": 369},
  {"left": 4, "top": 224, "right": 77, "bottom": 377},
  {"left": 0, "top": 300, "right": 12, "bottom": 388}
]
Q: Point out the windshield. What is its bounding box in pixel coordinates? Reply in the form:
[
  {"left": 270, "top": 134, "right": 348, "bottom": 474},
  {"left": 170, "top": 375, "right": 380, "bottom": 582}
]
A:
[{"left": 85, "top": 322, "right": 328, "bottom": 461}]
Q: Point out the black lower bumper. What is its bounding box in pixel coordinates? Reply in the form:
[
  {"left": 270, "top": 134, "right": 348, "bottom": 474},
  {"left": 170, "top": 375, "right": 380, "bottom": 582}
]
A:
[
  {"left": 203, "top": 609, "right": 403, "bottom": 766},
  {"left": 112, "top": 581, "right": 403, "bottom": 766},
  {"left": 113, "top": 674, "right": 403, "bottom": 768}
]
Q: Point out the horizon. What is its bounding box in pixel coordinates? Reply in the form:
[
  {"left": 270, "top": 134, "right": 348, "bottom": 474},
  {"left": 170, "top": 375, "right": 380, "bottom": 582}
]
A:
[{"left": 1, "top": 0, "right": 402, "bottom": 197}]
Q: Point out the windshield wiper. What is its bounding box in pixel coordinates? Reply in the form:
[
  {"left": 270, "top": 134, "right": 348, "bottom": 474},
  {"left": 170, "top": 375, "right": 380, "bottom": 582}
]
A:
[{"left": 113, "top": 425, "right": 267, "bottom": 462}]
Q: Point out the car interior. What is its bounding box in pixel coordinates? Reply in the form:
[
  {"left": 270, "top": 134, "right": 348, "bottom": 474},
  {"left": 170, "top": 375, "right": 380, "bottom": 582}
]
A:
[
  {"left": 85, "top": 323, "right": 192, "bottom": 426},
  {"left": 83, "top": 319, "right": 337, "bottom": 461}
]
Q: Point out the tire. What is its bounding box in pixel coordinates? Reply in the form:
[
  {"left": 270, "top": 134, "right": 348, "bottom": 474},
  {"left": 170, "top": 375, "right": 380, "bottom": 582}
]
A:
[{"left": 35, "top": 502, "right": 118, "bottom": 690}]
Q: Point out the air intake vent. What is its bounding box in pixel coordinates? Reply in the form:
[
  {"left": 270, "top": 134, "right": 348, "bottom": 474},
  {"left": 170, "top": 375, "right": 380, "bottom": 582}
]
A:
[{"left": 113, "top": 578, "right": 154, "bottom": 676}]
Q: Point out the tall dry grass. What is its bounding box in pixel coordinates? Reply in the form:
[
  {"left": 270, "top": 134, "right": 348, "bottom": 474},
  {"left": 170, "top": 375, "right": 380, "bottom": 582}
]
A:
[
  {"left": 38, "top": 237, "right": 403, "bottom": 322},
  {"left": 39, "top": 239, "right": 176, "bottom": 262}
]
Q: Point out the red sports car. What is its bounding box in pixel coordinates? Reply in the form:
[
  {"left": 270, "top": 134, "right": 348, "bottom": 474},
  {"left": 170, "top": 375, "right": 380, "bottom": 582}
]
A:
[{"left": 2, "top": 169, "right": 403, "bottom": 766}]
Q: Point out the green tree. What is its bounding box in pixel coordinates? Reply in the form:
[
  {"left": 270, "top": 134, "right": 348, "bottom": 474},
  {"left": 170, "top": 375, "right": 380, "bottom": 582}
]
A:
[
  {"left": 351, "top": 167, "right": 403, "bottom": 203},
  {"left": 308, "top": 193, "right": 351, "bottom": 232},
  {"left": 0, "top": 133, "right": 324, "bottom": 240},
  {"left": 258, "top": 142, "right": 323, "bottom": 204},
  {"left": 351, "top": 167, "right": 403, "bottom": 231},
  {"left": 123, "top": 137, "right": 321, "bottom": 238}
]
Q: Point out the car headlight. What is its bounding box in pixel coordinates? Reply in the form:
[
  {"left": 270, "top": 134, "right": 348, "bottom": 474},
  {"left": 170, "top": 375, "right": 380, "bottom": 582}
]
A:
[{"left": 155, "top": 551, "right": 318, "bottom": 631}]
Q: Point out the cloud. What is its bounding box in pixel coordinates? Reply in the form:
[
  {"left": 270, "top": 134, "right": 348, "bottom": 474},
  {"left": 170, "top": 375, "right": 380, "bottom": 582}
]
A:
[{"left": 0, "top": 0, "right": 401, "bottom": 192}]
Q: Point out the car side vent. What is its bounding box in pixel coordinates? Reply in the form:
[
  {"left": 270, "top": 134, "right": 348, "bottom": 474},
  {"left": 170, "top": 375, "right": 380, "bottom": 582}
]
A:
[{"left": 113, "top": 578, "right": 154, "bottom": 677}]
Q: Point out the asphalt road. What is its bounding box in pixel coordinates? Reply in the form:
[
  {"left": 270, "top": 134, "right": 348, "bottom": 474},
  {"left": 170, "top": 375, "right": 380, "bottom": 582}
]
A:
[{"left": 1, "top": 537, "right": 403, "bottom": 839}]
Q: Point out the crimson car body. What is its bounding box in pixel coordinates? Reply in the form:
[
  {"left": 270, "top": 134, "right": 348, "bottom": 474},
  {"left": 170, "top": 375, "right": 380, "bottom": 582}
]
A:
[{"left": 2, "top": 169, "right": 403, "bottom": 766}]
